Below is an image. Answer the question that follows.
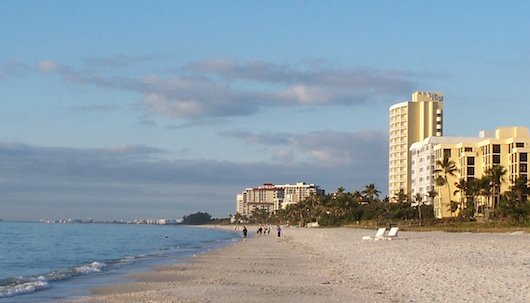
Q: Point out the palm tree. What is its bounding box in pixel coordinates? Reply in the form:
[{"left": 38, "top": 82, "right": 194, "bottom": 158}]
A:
[
  {"left": 485, "top": 165, "right": 507, "bottom": 210},
  {"left": 435, "top": 158, "right": 457, "bottom": 217},
  {"left": 454, "top": 178, "right": 469, "bottom": 217},
  {"left": 502, "top": 175, "right": 530, "bottom": 223},
  {"left": 475, "top": 176, "right": 492, "bottom": 217},
  {"left": 511, "top": 175, "right": 529, "bottom": 205},
  {"left": 361, "top": 183, "right": 381, "bottom": 203},
  {"left": 426, "top": 189, "right": 438, "bottom": 205},
  {"left": 393, "top": 188, "right": 408, "bottom": 203},
  {"left": 414, "top": 192, "right": 423, "bottom": 226},
  {"left": 351, "top": 190, "right": 363, "bottom": 204}
]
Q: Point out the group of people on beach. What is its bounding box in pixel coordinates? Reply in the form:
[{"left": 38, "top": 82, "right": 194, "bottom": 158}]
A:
[{"left": 241, "top": 225, "right": 281, "bottom": 238}]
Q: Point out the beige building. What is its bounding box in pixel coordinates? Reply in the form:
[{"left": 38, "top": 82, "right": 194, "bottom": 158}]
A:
[
  {"left": 280, "top": 182, "right": 324, "bottom": 209},
  {"left": 236, "top": 183, "right": 283, "bottom": 217},
  {"left": 410, "top": 136, "right": 481, "bottom": 206},
  {"left": 389, "top": 91, "right": 444, "bottom": 199},
  {"left": 430, "top": 126, "right": 530, "bottom": 218},
  {"left": 236, "top": 182, "right": 324, "bottom": 217}
]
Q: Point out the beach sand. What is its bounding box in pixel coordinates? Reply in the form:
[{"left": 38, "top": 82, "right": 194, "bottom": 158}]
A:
[{"left": 67, "top": 227, "right": 530, "bottom": 303}]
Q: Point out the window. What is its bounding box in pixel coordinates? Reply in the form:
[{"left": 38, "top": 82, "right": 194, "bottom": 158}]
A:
[
  {"left": 467, "top": 167, "right": 475, "bottom": 176},
  {"left": 520, "top": 153, "right": 528, "bottom": 162},
  {"left": 465, "top": 147, "right": 473, "bottom": 152},
  {"left": 493, "top": 144, "right": 501, "bottom": 153},
  {"left": 444, "top": 149, "right": 451, "bottom": 159},
  {"left": 520, "top": 164, "right": 527, "bottom": 173},
  {"left": 493, "top": 155, "right": 501, "bottom": 164},
  {"left": 516, "top": 142, "right": 525, "bottom": 148},
  {"left": 467, "top": 157, "right": 475, "bottom": 165}
]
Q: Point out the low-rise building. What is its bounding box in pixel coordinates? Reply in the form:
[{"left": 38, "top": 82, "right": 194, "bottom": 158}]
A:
[
  {"left": 410, "top": 136, "right": 483, "bottom": 206},
  {"left": 412, "top": 126, "right": 530, "bottom": 219}
]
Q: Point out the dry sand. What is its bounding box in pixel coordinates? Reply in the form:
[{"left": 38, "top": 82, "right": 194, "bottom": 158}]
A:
[{"left": 66, "top": 227, "right": 530, "bottom": 303}]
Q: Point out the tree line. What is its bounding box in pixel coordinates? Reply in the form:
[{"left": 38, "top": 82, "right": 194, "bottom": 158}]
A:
[
  {"left": 236, "top": 178, "right": 530, "bottom": 227},
  {"left": 434, "top": 159, "right": 530, "bottom": 223}
]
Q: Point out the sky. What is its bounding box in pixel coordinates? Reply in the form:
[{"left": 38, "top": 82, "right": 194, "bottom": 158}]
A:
[{"left": 2, "top": 1, "right": 530, "bottom": 221}]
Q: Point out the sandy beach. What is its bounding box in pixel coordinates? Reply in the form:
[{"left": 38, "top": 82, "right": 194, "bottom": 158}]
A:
[{"left": 67, "top": 227, "right": 530, "bottom": 303}]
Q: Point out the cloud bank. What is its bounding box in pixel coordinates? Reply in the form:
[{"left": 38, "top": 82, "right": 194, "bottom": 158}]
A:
[
  {"left": 0, "top": 129, "right": 388, "bottom": 221},
  {"left": 35, "top": 57, "right": 416, "bottom": 119}
]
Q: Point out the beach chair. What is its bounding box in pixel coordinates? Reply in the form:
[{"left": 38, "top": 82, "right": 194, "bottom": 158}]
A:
[
  {"left": 362, "top": 227, "right": 386, "bottom": 241},
  {"left": 385, "top": 227, "right": 399, "bottom": 240}
]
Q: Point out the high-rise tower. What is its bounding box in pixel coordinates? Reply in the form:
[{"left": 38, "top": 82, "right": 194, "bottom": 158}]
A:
[{"left": 388, "top": 91, "right": 443, "bottom": 199}]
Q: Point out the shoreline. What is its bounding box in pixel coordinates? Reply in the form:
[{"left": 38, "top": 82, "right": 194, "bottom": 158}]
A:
[{"left": 66, "top": 227, "right": 530, "bottom": 303}]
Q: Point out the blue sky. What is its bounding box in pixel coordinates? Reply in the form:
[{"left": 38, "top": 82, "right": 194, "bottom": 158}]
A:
[{"left": 2, "top": 1, "right": 530, "bottom": 221}]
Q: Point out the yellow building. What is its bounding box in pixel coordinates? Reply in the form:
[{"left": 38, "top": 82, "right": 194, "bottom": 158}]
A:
[
  {"left": 432, "top": 126, "right": 530, "bottom": 218},
  {"left": 389, "top": 91, "right": 444, "bottom": 199}
]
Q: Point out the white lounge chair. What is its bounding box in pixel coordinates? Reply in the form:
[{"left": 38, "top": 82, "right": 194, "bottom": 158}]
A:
[
  {"left": 386, "top": 227, "right": 399, "bottom": 240},
  {"left": 362, "top": 227, "right": 386, "bottom": 241}
]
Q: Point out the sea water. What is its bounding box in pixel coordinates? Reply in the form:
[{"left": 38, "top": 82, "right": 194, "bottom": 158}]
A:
[{"left": 0, "top": 221, "right": 239, "bottom": 302}]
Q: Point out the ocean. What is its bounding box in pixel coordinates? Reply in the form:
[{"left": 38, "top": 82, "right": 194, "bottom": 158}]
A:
[{"left": 0, "top": 221, "right": 239, "bottom": 302}]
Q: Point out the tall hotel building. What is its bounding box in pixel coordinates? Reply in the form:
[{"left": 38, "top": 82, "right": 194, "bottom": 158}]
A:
[{"left": 388, "top": 91, "right": 444, "bottom": 199}]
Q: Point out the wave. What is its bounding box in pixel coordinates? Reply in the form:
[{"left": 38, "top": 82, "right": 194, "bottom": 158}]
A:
[
  {"left": 0, "top": 250, "right": 185, "bottom": 299},
  {"left": 0, "top": 276, "right": 50, "bottom": 298},
  {"left": 73, "top": 261, "right": 105, "bottom": 274},
  {"left": 0, "top": 225, "right": 239, "bottom": 299},
  {"left": 0, "top": 260, "right": 112, "bottom": 298}
]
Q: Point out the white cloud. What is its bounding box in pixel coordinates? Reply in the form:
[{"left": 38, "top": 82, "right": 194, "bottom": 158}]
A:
[
  {"left": 279, "top": 85, "right": 330, "bottom": 105},
  {"left": 144, "top": 93, "right": 206, "bottom": 118},
  {"left": 37, "top": 60, "right": 60, "bottom": 72},
  {"left": 36, "top": 57, "right": 417, "bottom": 119},
  {"left": 221, "top": 129, "right": 388, "bottom": 170},
  {"left": 272, "top": 149, "right": 295, "bottom": 162}
]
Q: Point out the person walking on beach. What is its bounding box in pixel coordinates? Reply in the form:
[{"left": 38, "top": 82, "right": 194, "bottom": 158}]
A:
[
  {"left": 276, "top": 225, "right": 281, "bottom": 237},
  {"left": 242, "top": 226, "right": 248, "bottom": 238}
]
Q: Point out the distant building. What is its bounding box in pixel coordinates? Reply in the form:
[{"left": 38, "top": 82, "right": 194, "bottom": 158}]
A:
[
  {"left": 235, "top": 182, "right": 324, "bottom": 217},
  {"left": 279, "top": 182, "right": 324, "bottom": 209},
  {"left": 389, "top": 91, "right": 444, "bottom": 199}
]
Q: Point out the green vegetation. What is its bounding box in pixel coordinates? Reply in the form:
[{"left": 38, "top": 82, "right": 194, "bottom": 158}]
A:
[
  {"left": 182, "top": 212, "right": 213, "bottom": 225},
  {"left": 237, "top": 182, "right": 530, "bottom": 230}
]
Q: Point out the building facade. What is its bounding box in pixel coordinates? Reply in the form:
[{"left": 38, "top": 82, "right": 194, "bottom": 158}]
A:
[
  {"left": 235, "top": 182, "right": 324, "bottom": 217},
  {"left": 280, "top": 182, "right": 324, "bottom": 209},
  {"left": 389, "top": 91, "right": 444, "bottom": 199},
  {"left": 426, "top": 126, "right": 530, "bottom": 218},
  {"left": 410, "top": 136, "right": 481, "bottom": 206}
]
